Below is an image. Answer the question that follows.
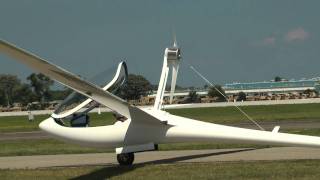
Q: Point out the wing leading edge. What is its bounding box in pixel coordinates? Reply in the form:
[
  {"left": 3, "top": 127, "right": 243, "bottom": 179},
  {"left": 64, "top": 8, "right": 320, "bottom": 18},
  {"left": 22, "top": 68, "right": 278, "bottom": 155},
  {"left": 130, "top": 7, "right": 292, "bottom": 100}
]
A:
[{"left": 0, "top": 39, "right": 162, "bottom": 125}]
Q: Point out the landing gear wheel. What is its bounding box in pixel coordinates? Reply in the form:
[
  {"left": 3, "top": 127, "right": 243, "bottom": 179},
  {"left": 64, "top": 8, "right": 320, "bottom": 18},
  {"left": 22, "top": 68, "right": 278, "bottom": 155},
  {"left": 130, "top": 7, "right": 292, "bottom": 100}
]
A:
[{"left": 117, "top": 153, "right": 134, "bottom": 166}]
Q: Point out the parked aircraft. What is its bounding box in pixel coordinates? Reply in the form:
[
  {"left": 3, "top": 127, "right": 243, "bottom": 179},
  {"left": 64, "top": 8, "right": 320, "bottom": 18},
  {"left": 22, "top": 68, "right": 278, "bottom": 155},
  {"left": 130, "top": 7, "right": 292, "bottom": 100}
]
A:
[{"left": 1, "top": 39, "right": 320, "bottom": 165}]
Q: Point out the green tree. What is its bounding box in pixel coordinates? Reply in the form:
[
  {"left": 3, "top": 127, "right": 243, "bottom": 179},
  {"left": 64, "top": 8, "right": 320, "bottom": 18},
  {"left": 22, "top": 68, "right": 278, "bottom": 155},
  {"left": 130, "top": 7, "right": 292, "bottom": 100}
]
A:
[
  {"left": 120, "top": 74, "right": 152, "bottom": 100},
  {"left": 49, "top": 89, "right": 72, "bottom": 101},
  {"left": 237, "top": 91, "right": 247, "bottom": 101},
  {"left": 188, "top": 90, "right": 200, "bottom": 103},
  {"left": 208, "top": 85, "right": 226, "bottom": 102},
  {"left": 27, "top": 73, "right": 54, "bottom": 103},
  {"left": 13, "top": 84, "right": 35, "bottom": 106},
  {"left": 0, "top": 74, "right": 22, "bottom": 107}
]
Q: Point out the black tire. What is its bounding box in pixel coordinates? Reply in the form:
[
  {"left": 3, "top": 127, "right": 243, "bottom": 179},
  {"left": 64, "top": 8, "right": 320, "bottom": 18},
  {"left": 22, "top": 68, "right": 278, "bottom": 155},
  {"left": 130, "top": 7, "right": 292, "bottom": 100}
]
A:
[{"left": 117, "top": 153, "right": 134, "bottom": 166}]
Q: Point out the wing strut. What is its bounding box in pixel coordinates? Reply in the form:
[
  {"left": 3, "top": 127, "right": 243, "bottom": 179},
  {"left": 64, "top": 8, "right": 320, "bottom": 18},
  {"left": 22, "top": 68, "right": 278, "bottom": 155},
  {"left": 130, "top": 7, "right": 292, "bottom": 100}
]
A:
[{"left": 190, "top": 65, "right": 265, "bottom": 131}]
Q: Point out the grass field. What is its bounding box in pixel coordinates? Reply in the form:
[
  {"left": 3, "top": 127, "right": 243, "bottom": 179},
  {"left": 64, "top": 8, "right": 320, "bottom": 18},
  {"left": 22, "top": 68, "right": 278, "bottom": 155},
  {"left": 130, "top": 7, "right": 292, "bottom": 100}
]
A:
[
  {"left": 168, "top": 103, "right": 320, "bottom": 123},
  {"left": 0, "top": 115, "right": 49, "bottom": 133},
  {"left": 1, "top": 103, "right": 320, "bottom": 133},
  {"left": 0, "top": 139, "right": 108, "bottom": 157},
  {"left": 1, "top": 160, "right": 320, "bottom": 180},
  {"left": 0, "top": 113, "right": 116, "bottom": 133}
]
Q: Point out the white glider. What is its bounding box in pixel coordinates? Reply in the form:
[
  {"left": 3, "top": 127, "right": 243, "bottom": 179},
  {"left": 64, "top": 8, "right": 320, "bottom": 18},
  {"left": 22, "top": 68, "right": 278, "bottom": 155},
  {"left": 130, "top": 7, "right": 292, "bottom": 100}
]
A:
[{"left": 1, "top": 39, "right": 320, "bottom": 165}]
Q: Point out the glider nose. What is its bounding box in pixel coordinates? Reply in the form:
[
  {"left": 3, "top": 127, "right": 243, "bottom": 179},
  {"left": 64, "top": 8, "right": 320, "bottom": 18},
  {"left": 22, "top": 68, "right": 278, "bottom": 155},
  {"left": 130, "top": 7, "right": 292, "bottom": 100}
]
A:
[{"left": 39, "top": 117, "right": 54, "bottom": 132}]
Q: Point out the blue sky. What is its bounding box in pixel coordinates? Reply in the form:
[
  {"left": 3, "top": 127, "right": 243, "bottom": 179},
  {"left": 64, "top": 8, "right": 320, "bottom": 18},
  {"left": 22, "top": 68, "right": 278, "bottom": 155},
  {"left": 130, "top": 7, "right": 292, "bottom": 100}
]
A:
[{"left": 1, "top": 1, "right": 320, "bottom": 87}]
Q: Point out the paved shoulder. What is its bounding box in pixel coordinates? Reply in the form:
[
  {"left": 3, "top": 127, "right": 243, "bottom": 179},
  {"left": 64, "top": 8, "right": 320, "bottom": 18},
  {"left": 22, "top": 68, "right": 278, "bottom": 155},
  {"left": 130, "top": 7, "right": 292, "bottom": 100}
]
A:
[
  {"left": 0, "top": 131, "right": 49, "bottom": 141},
  {"left": 1, "top": 147, "right": 320, "bottom": 169}
]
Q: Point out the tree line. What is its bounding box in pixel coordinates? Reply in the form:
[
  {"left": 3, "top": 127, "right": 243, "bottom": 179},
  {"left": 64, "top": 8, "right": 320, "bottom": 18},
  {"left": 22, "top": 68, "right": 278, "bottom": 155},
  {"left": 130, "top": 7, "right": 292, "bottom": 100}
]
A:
[
  {"left": 0, "top": 73, "right": 72, "bottom": 109},
  {"left": 0, "top": 72, "right": 229, "bottom": 109},
  {"left": 0, "top": 73, "right": 153, "bottom": 109}
]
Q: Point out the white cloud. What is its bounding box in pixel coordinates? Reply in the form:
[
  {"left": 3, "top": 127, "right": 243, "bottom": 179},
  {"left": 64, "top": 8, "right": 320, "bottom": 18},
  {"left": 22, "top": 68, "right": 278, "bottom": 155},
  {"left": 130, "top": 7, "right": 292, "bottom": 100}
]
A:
[
  {"left": 262, "top": 36, "right": 276, "bottom": 45},
  {"left": 285, "top": 27, "right": 309, "bottom": 42},
  {"left": 252, "top": 36, "right": 276, "bottom": 47}
]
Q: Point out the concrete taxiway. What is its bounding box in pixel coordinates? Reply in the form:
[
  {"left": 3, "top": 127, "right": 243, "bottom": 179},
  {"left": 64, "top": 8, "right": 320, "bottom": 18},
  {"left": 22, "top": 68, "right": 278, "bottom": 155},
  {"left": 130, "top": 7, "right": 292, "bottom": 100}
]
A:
[{"left": 1, "top": 147, "right": 320, "bottom": 169}]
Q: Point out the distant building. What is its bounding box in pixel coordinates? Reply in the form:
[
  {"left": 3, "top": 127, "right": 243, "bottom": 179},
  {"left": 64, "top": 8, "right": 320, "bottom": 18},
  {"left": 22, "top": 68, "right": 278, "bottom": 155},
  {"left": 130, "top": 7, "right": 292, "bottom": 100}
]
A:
[
  {"left": 144, "top": 78, "right": 320, "bottom": 105},
  {"left": 223, "top": 79, "right": 320, "bottom": 95}
]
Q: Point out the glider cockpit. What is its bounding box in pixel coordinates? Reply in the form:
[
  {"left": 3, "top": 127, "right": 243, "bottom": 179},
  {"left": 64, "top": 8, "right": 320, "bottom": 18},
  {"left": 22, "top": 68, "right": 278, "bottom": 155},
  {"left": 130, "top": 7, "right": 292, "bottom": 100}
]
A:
[{"left": 52, "top": 62, "right": 128, "bottom": 127}]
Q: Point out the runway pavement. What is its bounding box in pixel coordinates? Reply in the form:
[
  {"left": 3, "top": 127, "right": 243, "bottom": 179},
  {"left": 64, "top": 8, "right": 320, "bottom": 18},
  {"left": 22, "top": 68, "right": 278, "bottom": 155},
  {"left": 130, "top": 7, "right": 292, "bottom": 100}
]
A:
[
  {"left": 0, "top": 147, "right": 320, "bottom": 169},
  {"left": 1, "top": 120, "right": 320, "bottom": 141},
  {"left": 0, "top": 131, "right": 49, "bottom": 141}
]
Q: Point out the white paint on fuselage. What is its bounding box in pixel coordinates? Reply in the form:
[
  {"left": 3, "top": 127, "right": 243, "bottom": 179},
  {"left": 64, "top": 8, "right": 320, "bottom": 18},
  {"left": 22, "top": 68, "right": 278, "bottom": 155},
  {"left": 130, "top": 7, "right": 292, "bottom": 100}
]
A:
[
  {"left": 40, "top": 109, "right": 320, "bottom": 150},
  {"left": 39, "top": 118, "right": 128, "bottom": 148}
]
